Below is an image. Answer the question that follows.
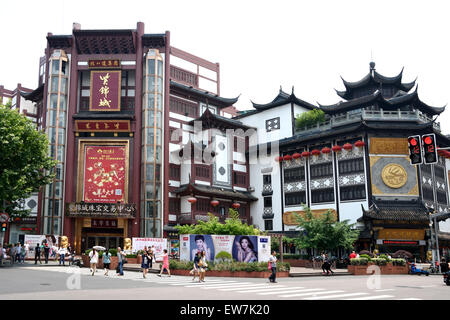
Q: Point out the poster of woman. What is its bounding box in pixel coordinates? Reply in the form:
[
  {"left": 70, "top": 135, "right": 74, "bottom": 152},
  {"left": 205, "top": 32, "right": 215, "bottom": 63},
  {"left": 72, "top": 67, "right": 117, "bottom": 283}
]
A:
[{"left": 232, "top": 235, "right": 258, "bottom": 263}]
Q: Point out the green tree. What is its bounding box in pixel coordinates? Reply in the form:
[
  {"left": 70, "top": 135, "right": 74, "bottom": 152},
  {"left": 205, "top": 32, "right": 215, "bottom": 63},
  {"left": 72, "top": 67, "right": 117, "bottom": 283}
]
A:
[
  {"left": 175, "top": 208, "right": 263, "bottom": 235},
  {"left": 293, "top": 205, "right": 359, "bottom": 253},
  {"left": 295, "top": 109, "right": 325, "bottom": 129},
  {"left": 0, "top": 101, "right": 56, "bottom": 218}
]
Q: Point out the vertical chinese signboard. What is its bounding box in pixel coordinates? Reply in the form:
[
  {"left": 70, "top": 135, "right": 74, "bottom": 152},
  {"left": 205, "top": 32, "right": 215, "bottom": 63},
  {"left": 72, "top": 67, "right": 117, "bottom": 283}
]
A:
[
  {"left": 90, "top": 70, "right": 121, "bottom": 111},
  {"left": 80, "top": 142, "right": 129, "bottom": 203}
]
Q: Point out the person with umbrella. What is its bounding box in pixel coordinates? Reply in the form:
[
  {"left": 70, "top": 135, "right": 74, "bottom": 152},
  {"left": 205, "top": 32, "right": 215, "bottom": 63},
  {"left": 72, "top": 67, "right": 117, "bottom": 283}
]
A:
[{"left": 89, "top": 247, "right": 103, "bottom": 276}]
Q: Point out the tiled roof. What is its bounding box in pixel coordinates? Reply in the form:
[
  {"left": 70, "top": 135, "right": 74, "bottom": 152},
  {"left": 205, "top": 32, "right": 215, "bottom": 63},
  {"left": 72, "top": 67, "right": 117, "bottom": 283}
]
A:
[{"left": 362, "top": 200, "right": 430, "bottom": 221}]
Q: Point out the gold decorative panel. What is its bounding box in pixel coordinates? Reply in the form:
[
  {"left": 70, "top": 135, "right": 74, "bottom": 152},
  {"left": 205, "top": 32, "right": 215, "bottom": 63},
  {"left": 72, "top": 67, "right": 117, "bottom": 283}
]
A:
[
  {"left": 283, "top": 209, "right": 337, "bottom": 226},
  {"left": 370, "top": 137, "right": 408, "bottom": 155}
]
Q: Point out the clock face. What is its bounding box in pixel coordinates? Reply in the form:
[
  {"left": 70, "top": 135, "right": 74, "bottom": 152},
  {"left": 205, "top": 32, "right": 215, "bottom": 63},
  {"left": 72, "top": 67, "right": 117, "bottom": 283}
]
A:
[{"left": 381, "top": 163, "right": 408, "bottom": 189}]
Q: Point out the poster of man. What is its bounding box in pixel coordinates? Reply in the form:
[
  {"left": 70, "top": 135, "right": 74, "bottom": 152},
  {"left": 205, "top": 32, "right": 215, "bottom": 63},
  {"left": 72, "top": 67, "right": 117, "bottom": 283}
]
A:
[{"left": 232, "top": 235, "right": 258, "bottom": 263}]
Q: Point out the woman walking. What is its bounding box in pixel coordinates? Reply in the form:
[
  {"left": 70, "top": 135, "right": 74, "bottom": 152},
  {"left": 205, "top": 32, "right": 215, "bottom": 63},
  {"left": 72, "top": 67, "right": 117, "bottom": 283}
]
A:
[
  {"left": 268, "top": 251, "right": 277, "bottom": 283},
  {"left": 198, "top": 250, "right": 208, "bottom": 282},
  {"left": 89, "top": 248, "right": 99, "bottom": 276},
  {"left": 141, "top": 250, "right": 150, "bottom": 278},
  {"left": 158, "top": 249, "right": 171, "bottom": 277},
  {"left": 103, "top": 249, "right": 111, "bottom": 276}
]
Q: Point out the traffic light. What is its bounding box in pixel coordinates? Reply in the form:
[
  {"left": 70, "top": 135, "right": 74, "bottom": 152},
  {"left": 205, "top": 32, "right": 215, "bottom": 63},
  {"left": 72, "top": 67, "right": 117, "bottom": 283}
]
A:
[
  {"left": 408, "top": 135, "right": 422, "bottom": 165},
  {"left": 1, "top": 223, "right": 6, "bottom": 232},
  {"left": 422, "top": 133, "right": 437, "bottom": 164}
]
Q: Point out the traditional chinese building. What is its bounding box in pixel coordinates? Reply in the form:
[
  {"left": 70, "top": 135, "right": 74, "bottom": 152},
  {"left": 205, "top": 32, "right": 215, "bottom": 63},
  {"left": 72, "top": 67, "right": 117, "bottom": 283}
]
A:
[
  {"left": 24, "top": 22, "right": 241, "bottom": 253},
  {"left": 237, "top": 62, "right": 450, "bottom": 260}
]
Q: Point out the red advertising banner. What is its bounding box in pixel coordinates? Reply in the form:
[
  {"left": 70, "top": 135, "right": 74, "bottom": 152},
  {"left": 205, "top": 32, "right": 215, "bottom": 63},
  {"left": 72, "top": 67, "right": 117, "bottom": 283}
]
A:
[
  {"left": 83, "top": 145, "right": 127, "bottom": 203},
  {"left": 90, "top": 71, "right": 121, "bottom": 112},
  {"left": 75, "top": 120, "right": 130, "bottom": 132}
]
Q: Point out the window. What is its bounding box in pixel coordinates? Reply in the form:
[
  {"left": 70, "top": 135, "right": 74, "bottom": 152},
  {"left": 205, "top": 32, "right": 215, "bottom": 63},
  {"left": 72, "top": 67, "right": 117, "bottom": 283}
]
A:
[
  {"left": 264, "top": 197, "right": 272, "bottom": 208},
  {"left": 284, "top": 167, "right": 305, "bottom": 183},
  {"left": 169, "top": 164, "right": 180, "bottom": 180},
  {"left": 437, "top": 191, "right": 448, "bottom": 205},
  {"left": 310, "top": 163, "right": 333, "bottom": 179},
  {"left": 423, "top": 187, "right": 434, "bottom": 202},
  {"left": 434, "top": 166, "right": 445, "bottom": 180},
  {"left": 264, "top": 220, "right": 273, "bottom": 231},
  {"left": 169, "top": 198, "right": 180, "bottom": 213},
  {"left": 170, "top": 96, "right": 198, "bottom": 118},
  {"left": 266, "top": 117, "right": 280, "bottom": 132},
  {"left": 338, "top": 158, "right": 364, "bottom": 174},
  {"left": 196, "top": 198, "right": 210, "bottom": 212},
  {"left": 79, "top": 71, "right": 90, "bottom": 111},
  {"left": 311, "top": 188, "right": 334, "bottom": 203},
  {"left": 340, "top": 185, "right": 366, "bottom": 201},
  {"left": 285, "top": 192, "right": 306, "bottom": 206},
  {"left": 233, "top": 172, "right": 247, "bottom": 186},
  {"left": 121, "top": 70, "right": 136, "bottom": 110},
  {"left": 195, "top": 165, "right": 210, "bottom": 179},
  {"left": 263, "top": 175, "right": 272, "bottom": 185}
]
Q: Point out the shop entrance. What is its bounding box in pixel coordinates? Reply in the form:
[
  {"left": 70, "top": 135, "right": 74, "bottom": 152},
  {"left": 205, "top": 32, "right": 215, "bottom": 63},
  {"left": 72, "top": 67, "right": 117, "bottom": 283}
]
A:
[{"left": 81, "top": 227, "right": 124, "bottom": 253}]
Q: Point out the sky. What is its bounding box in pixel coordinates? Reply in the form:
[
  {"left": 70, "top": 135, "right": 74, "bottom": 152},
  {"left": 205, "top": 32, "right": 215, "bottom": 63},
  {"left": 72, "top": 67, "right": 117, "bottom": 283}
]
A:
[{"left": 1, "top": 0, "right": 450, "bottom": 133}]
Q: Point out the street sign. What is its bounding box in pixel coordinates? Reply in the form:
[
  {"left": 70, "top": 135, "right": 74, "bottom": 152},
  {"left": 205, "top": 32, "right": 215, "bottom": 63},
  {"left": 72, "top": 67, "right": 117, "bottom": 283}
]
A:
[{"left": 0, "top": 213, "right": 9, "bottom": 223}]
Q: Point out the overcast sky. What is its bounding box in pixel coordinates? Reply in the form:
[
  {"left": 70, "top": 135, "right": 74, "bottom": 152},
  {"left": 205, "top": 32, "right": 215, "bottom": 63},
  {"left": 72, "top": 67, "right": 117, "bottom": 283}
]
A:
[{"left": 1, "top": 0, "right": 450, "bottom": 134}]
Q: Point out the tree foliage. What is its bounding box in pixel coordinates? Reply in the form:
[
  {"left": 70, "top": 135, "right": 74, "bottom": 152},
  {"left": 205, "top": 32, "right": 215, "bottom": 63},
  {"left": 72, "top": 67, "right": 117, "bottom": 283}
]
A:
[
  {"left": 293, "top": 205, "right": 359, "bottom": 252},
  {"left": 174, "top": 208, "right": 263, "bottom": 235},
  {"left": 0, "top": 101, "right": 56, "bottom": 218},
  {"left": 295, "top": 109, "right": 325, "bottom": 129}
]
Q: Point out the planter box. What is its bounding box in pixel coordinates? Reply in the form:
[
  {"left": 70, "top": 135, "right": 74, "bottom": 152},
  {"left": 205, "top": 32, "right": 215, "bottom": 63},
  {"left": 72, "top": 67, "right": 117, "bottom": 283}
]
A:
[
  {"left": 170, "top": 269, "right": 289, "bottom": 278},
  {"left": 348, "top": 263, "right": 408, "bottom": 275},
  {"left": 82, "top": 255, "right": 119, "bottom": 271}
]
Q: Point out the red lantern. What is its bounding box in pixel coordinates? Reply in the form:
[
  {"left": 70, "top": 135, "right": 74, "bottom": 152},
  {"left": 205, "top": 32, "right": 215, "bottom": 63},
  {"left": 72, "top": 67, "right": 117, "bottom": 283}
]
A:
[
  {"left": 187, "top": 197, "right": 197, "bottom": 204},
  {"left": 321, "top": 147, "right": 331, "bottom": 154},
  {"left": 232, "top": 202, "right": 240, "bottom": 209},
  {"left": 301, "top": 151, "right": 310, "bottom": 157},
  {"left": 343, "top": 143, "right": 353, "bottom": 150},
  {"left": 275, "top": 156, "right": 283, "bottom": 162},
  {"left": 283, "top": 154, "right": 292, "bottom": 161},
  {"left": 355, "top": 140, "right": 366, "bottom": 148},
  {"left": 210, "top": 200, "right": 219, "bottom": 207},
  {"left": 292, "top": 152, "right": 302, "bottom": 159},
  {"left": 311, "top": 149, "right": 320, "bottom": 156},
  {"left": 332, "top": 145, "right": 342, "bottom": 152}
]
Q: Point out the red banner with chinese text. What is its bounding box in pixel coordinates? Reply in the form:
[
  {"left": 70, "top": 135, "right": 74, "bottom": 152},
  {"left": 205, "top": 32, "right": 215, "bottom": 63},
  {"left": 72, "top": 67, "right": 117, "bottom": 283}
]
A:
[
  {"left": 90, "top": 70, "right": 121, "bottom": 111},
  {"left": 83, "top": 145, "right": 127, "bottom": 203},
  {"left": 75, "top": 120, "right": 130, "bottom": 132}
]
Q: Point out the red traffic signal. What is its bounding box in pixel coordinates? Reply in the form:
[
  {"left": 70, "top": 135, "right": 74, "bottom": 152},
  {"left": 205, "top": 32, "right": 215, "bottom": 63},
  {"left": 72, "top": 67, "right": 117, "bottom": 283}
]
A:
[
  {"left": 422, "top": 133, "right": 437, "bottom": 164},
  {"left": 408, "top": 135, "right": 422, "bottom": 165}
]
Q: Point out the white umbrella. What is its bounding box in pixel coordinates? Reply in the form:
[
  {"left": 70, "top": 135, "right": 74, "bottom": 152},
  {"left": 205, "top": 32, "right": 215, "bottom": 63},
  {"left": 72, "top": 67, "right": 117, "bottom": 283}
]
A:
[{"left": 93, "top": 246, "right": 106, "bottom": 251}]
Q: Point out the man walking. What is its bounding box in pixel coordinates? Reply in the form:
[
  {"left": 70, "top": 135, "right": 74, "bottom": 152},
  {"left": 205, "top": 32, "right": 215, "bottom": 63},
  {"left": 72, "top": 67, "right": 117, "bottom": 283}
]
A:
[
  {"left": 16, "top": 243, "right": 22, "bottom": 264},
  {"left": 268, "top": 251, "right": 277, "bottom": 283},
  {"left": 34, "top": 243, "right": 42, "bottom": 264},
  {"left": 10, "top": 244, "right": 16, "bottom": 265},
  {"left": 43, "top": 243, "right": 50, "bottom": 264}
]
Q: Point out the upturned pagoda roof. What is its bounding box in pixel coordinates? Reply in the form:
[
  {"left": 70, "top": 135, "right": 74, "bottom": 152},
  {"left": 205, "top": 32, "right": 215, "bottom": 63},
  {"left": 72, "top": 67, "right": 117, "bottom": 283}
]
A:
[
  {"left": 20, "top": 84, "right": 44, "bottom": 103},
  {"left": 188, "top": 107, "right": 255, "bottom": 130},
  {"left": 170, "top": 80, "right": 239, "bottom": 108},
  {"left": 318, "top": 87, "right": 445, "bottom": 116},
  {"left": 336, "top": 63, "right": 416, "bottom": 100},
  {"left": 360, "top": 199, "right": 445, "bottom": 222},
  {"left": 251, "top": 87, "right": 317, "bottom": 111}
]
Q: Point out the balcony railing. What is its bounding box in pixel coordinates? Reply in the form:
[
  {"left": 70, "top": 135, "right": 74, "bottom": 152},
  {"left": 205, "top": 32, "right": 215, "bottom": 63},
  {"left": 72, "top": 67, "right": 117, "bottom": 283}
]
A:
[
  {"left": 295, "top": 108, "right": 440, "bottom": 134},
  {"left": 170, "top": 65, "right": 198, "bottom": 87}
]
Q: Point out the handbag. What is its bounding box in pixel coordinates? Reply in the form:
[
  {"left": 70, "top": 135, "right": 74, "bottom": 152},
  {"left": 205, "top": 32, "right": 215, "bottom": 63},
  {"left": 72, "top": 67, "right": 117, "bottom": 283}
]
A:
[{"left": 268, "top": 262, "right": 272, "bottom": 270}]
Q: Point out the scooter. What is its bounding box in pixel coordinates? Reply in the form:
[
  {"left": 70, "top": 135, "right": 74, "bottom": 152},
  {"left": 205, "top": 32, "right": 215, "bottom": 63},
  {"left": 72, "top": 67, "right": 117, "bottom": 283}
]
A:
[{"left": 409, "top": 263, "right": 430, "bottom": 276}]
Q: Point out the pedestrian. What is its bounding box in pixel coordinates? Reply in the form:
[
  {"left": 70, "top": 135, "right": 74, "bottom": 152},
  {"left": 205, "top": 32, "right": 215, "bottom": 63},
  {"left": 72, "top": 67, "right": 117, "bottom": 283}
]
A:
[
  {"left": 198, "top": 250, "right": 208, "bottom": 282},
  {"left": 0, "top": 244, "right": 4, "bottom": 266},
  {"left": 141, "top": 250, "right": 150, "bottom": 278},
  {"left": 10, "top": 244, "right": 16, "bottom": 265},
  {"left": 16, "top": 243, "right": 22, "bottom": 264},
  {"left": 116, "top": 247, "right": 125, "bottom": 276},
  {"left": 20, "top": 244, "right": 26, "bottom": 264},
  {"left": 43, "top": 242, "right": 50, "bottom": 264},
  {"left": 349, "top": 251, "right": 357, "bottom": 260},
  {"left": 67, "top": 243, "right": 73, "bottom": 265},
  {"left": 24, "top": 243, "right": 29, "bottom": 263},
  {"left": 324, "top": 254, "right": 334, "bottom": 276},
  {"left": 268, "top": 251, "right": 277, "bottom": 283},
  {"left": 441, "top": 258, "right": 449, "bottom": 273},
  {"left": 191, "top": 251, "right": 201, "bottom": 281},
  {"left": 158, "top": 249, "right": 171, "bottom": 277},
  {"left": 102, "top": 249, "right": 111, "bottom": 276},
  {"left": 321, "top": 252, "right": 327, "bottom": 274},
  {"left": 34, "top": 243, "right": 42, "bottom": 264},
  {"left": 58, "top": 246, "right": 66, "bottom": 266},
  {"left": 89, "top": 248, "right": 99, "bottom": 276}
]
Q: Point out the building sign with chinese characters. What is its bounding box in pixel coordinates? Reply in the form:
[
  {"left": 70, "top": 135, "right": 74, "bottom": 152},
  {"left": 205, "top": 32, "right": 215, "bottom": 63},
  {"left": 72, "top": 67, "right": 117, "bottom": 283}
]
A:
[
  {"left": 91, "top": 219, "right": 118, "bottom": 228},
  {"left": 75, "top": 120, "right": 130, "bottom": 132},
  {"left": 90, "top": 70, "right": 121, "bottom": 111},
  {"left": 82, "top": 145, "right": 128, "bottom": 203},
  {"left": 66, "top": 203, "right": 136, "bottom": 219},
  {"left": 89, "top": 60, "right": 121, "bottom": 69}
]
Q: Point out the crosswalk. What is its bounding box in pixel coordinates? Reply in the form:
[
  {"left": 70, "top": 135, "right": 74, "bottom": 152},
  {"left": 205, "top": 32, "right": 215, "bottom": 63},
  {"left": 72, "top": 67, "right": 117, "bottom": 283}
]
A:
[{"left": 22, "top": 266, "right": 421, "bottom": 300}]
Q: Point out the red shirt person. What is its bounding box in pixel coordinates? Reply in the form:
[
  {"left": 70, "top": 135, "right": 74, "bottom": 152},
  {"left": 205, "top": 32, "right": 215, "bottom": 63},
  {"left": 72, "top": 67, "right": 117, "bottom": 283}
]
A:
[{"left": 349, "top": 251, "right": 357, "bottom": 259}]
